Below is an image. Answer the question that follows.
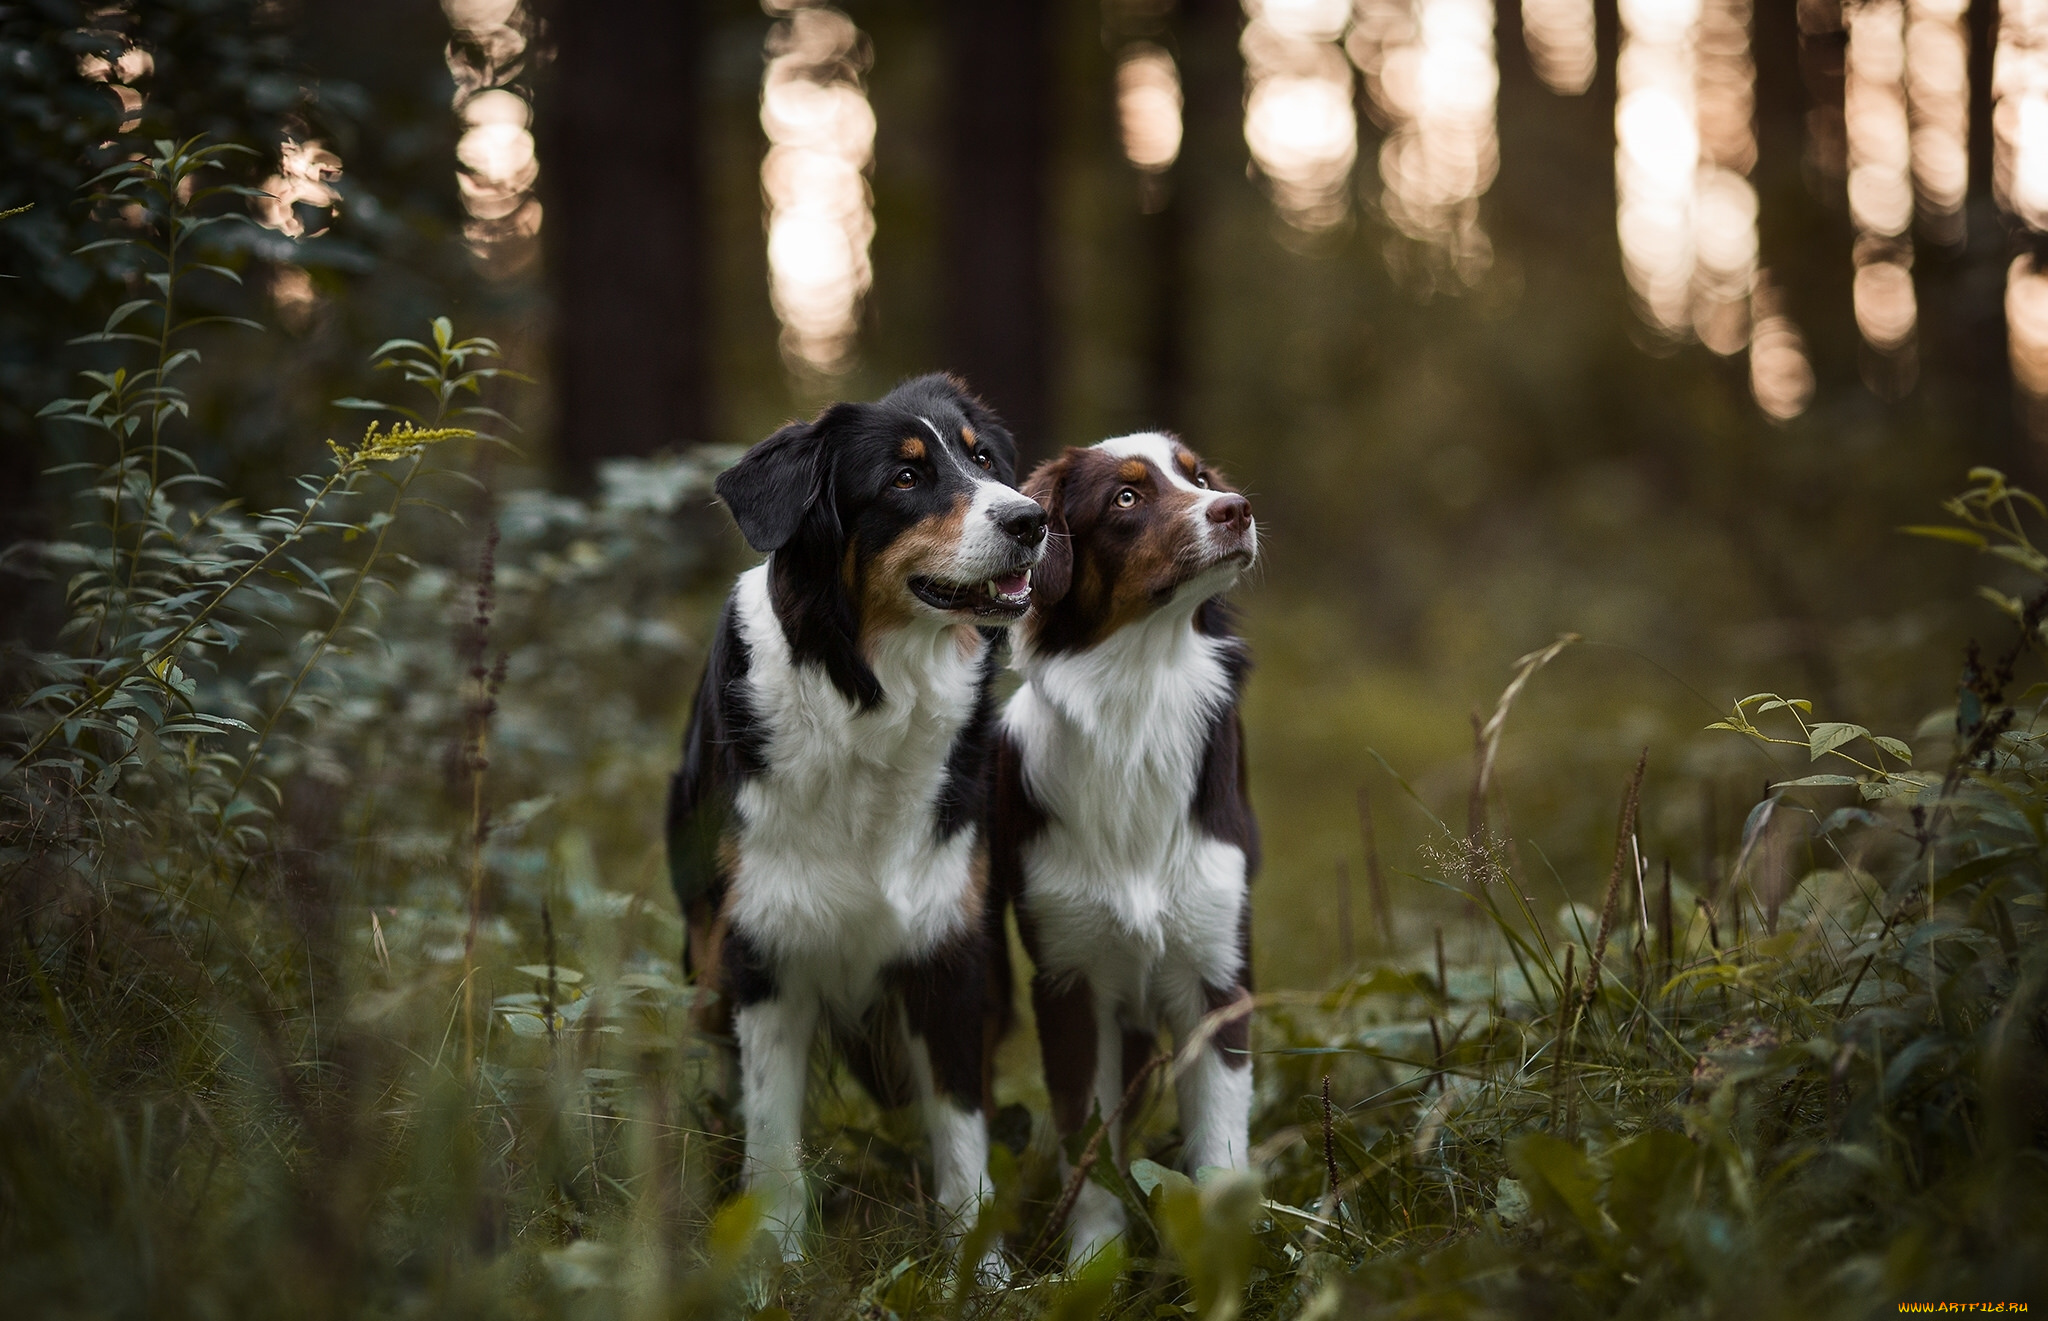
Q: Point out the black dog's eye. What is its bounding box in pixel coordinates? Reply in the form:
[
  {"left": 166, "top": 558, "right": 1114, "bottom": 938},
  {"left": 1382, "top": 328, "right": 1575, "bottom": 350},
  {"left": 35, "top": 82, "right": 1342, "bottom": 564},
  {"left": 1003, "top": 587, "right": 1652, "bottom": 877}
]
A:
[
  {"left": 1194, "top": 473, "right": 1211, "bottom": 489},
  {"left": 893, "top": 468, "right": 919, "bottom": 490},
  {"left": 974, "top": 451, "right": 993, "bottom": 471},
  {"left": 1115, "top": 487, "right": 1139, "bottom": 509}
]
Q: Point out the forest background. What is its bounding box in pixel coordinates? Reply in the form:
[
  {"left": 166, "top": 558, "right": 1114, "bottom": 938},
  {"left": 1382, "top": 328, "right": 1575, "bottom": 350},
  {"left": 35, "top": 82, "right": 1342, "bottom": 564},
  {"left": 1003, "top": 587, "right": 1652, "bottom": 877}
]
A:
[{"left": 3, "top": 0, "right": 2044, "bottom": 1316}]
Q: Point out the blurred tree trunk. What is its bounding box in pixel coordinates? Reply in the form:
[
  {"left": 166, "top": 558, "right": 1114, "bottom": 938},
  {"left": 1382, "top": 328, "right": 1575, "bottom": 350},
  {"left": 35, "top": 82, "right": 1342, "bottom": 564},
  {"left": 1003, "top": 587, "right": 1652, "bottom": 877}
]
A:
[
  {"left": 539, "top": 0, "right": 709, "bottom": 486},
  {"left": 1962, "top": 0, "right": 2026, "bottom": 470},
  {"left": 1170, "top": 0, "right": 1242, "bottom": 439},
  {"left": 942, "top": 0, "right": 1052, "bottom": 461},
  {"left": 1137, "top": 178, "right": 1186, "bottom": 436}
]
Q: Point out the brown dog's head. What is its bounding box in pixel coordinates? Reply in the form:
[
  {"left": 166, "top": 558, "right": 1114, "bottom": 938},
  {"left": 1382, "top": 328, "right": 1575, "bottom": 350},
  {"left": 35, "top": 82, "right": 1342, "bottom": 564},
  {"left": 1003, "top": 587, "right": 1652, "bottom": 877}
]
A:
[{"left": 1020, "top": 433, "right": 1256, "bottom": 654}]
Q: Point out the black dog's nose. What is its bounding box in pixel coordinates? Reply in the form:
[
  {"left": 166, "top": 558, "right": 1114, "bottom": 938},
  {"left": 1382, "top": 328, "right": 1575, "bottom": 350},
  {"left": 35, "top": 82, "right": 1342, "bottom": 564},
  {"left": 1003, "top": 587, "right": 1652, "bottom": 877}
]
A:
[
  {"left": 1207, "top": 494, "right": 1252, "bottom": 533},
  {"left": 998, "top": 503, "right": 1048, "bottom": 547}
]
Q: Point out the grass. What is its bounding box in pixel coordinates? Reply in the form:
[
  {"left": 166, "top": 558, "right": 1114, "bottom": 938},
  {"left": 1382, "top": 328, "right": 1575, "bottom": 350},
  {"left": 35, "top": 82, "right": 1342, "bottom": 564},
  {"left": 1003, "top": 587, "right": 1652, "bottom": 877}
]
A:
[{"left": 3, "top": 142, "right": 2046, "bottom": 1321}]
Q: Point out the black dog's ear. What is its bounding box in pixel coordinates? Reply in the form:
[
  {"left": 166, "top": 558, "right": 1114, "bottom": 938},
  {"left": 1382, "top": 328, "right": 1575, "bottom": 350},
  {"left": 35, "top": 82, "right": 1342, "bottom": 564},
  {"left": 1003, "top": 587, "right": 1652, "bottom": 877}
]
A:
[
  {"left": 1022, "top": 455, "right": 1071, "bottom": 608},
  {"left": 942, "top": 375, "right": 1020, "bottom": 483},
  {"left": 715, "top": 420, "right": 823, "bottom": 553}
]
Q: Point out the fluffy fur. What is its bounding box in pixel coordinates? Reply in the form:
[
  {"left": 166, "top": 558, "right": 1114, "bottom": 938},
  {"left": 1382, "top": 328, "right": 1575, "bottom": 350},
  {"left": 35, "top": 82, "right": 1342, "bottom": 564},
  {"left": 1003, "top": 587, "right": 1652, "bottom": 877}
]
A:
[
  {"left": 990, "top": 432, "right": 1259, "bottom": 1266},
  {"left": 667, "top": 375, "right": 1046, "bottom": 1262}
]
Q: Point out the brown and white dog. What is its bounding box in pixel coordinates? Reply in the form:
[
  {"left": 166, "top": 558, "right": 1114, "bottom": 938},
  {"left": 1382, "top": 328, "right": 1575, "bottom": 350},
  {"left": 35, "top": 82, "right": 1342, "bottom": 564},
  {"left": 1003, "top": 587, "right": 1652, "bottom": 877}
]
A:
[{"left": 989, "top": 433, "right": 1259, "bottom": 1266}]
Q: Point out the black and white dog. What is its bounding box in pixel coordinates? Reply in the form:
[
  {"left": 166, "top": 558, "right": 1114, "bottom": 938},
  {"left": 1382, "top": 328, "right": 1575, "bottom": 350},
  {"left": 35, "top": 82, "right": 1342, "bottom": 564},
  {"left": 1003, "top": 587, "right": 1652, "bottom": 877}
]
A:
[
  {"left": 667, "top": 375, "right": 1047, "bottom": 1260},
  {"left": 990, "top": 433, "right": 1258, "bottom": 1266}
]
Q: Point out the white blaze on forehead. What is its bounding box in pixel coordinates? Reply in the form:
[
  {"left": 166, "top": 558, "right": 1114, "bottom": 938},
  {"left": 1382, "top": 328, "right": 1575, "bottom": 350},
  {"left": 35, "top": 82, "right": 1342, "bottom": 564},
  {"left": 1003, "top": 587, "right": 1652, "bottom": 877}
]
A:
[
  {"left": 1090, "top": 431, "right": 1257, "bottom": 572},
  {"left": 919, "top": 413, "right": 989, "bottom": 481},
  {"left": 1093, "top": 432, "right": 1200, "bottom": 492}
]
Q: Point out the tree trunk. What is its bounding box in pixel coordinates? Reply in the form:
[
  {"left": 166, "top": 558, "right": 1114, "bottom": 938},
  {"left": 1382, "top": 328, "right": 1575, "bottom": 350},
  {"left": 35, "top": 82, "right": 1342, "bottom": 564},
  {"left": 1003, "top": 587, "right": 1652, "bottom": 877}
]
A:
[
  {"left": 539, "top": 0, "right": 710, "bottom": 486},
  {"left": 942, "top": 0, "right": 1053, "bottom": 462},
  {"left": 1170, "top": 0, "right": 1243, "bottom": 440}
]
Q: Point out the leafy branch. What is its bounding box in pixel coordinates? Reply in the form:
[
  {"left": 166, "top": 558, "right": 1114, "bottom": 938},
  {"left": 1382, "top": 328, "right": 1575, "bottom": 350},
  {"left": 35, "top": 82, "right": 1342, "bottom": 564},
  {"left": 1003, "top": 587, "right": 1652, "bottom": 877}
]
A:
[
  {"left": 1707, "top": 693, "right": 1929, "bottom": 800},
  {"left": 4, "top": 423, "right": 471, "bottom": 788}
]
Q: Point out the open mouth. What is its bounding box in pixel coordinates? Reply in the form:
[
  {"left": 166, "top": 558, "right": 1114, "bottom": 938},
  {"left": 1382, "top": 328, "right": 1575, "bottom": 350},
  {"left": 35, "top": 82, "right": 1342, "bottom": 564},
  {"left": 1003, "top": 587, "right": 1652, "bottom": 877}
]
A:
[{"left": 909, "top": 568, "right": 1034, "bottom": 618}]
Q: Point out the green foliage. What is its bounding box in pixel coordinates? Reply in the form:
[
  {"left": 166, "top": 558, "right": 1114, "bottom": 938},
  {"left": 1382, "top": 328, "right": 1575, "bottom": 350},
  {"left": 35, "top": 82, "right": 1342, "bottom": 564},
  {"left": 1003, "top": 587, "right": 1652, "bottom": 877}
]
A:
[
  {"left": 4, "top": 142, "right": 475, "bottom": 869},
  {"left": 4, "top": 137, "right": 2046, "bottom": 1321}
]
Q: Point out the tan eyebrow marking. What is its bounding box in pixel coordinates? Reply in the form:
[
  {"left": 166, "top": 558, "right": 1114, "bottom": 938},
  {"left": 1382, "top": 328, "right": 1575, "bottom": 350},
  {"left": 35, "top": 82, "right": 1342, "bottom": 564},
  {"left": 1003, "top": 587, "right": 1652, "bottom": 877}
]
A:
[
  {"left": 899, "top": 436, "right": 926, "bottom": 461},
  {"left": 960, "top": 425, "right": 976, "bottom": 447},
  {"left": 1117, "top": 458, "right": 1148, "bottom": 482},
  {"left": 1175, "top": 448, "right": 1198, "bottom": 476}
]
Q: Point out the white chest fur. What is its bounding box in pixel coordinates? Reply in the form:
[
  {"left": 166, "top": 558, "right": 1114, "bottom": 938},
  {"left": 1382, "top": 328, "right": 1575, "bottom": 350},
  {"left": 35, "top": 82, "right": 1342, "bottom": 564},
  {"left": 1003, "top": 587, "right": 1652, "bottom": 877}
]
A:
[
  {"left": 726, "top": 566, "right": 985, "bottom": 1006},
  {"left": 1005, "top": 609, "right": 1249, "bottom": 1015}
]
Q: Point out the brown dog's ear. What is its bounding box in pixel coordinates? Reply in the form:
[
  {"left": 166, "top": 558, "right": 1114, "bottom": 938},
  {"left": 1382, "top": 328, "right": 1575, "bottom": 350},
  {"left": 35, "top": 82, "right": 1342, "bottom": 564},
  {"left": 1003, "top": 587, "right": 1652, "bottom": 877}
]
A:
[{"left": 1023, "top": 455, "right": 1072, "bottom": 609}]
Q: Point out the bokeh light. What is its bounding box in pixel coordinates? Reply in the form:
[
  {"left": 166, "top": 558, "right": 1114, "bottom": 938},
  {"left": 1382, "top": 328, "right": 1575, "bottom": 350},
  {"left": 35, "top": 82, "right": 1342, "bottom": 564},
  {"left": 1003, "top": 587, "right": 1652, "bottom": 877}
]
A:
[
  {"left": 1692, "top": 0, "right": 1759, "bottom": 354},
  {"left": 1996, "top": 0, "right": 2048, "bottom": 232},
  {"left": 1853, "top": 256, "right": 1919, "bottom": 349},
  {"left": 1847, "top": 1, "right": 1914, "bottom": 239},
  {"left": 1750, "top": 272, "right": 1816, "bottom": 420},
  {"left": 2007, "top": 254, "right": 2048, "bottom": 395},
  {"left": 1117, "top": 42, "right": 1184, "bottom": 174},
  {"left": 1613, "top": 0, "right": 1807, "bottom": 414},
  {"left": 443, "top": 0, "right": 539, "bottom": 276},
  {"left": 1906, "top": 0, "right": 1970, "bottom": 244},
  {"left": 1521, "top": 0, "right": 1596, "bottom": 96},
  {"left": 1616, "top": 0, "right": 1703, "bottom": 333},
  {"left": 1243, "top": 0, "right": 1357, "bottom": 232},
  {"left": 761, "top": 3, "right": 876, "bottom": 375},
  {"left": 1350, "top": 0, "right": 1501, "bottom": 278},
  {"left": 1846, "top": 0, "right": 1917, "bottom": 355},
  {"left": 254, "top": 138, "right": 343, "bottom": 240},
  {"left": 78, "top": 41, "right": 150, "bottom": 132}
]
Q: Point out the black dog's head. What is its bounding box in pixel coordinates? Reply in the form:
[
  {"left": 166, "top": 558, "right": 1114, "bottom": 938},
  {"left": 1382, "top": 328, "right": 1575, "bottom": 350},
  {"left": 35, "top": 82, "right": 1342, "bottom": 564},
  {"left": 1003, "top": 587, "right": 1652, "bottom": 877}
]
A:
[{"left": 715, "top": 374, "right": 1049, "bottom": 706}]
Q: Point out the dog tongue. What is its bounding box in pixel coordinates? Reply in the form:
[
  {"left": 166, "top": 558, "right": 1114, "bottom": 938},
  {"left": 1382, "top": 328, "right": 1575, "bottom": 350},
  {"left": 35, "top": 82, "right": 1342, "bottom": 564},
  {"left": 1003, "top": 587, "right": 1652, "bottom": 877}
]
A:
[{"left": 992, "top": 570, "right": 1030, "bottom": 598}]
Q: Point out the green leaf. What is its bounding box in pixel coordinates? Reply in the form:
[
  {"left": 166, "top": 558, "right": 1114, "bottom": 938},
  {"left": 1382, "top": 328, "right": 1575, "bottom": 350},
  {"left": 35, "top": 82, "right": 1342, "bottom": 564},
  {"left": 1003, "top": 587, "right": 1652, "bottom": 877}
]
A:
[
  {"left": 1979, "top": 585, "right": 2025, "bottom": 617},
  {"left": 1988, "top": 543, "right": 2048, "bottom": 574},
  {"left": 1870, "top": 735, "right": 1912, "bottom": 763},
  {"left": 1899, "top": 524, "right": 1987, "bottom": 546},
  {"left": 171, "top": 315, "right": 264, "bottom": 334},
  {"left": 1773, "top": 774, "right": 1860, "bottom": 789},
  {"left": 1508, "top": 1134, "right": 1617, "bottom": 1261},
  {"left": 1604, "top": 1130, "right": 1698, "bottom": 1245},
  {"left": 100, "top": 299, "right": 157, "bottom": 336},
  {"left": 1808, "top": 721, "right": 1869, "bottom": 760},
  {"left": 514, "top": 964, "right": 584, "bottom": 984},
  {"left": 1860, "top": 774, "right": 1933, "bottom": 801},
  {"left": 1130, "top": 1158, "right": 1195, "bottom": 1200},
  {"left": 1047, "top": 1239, "right": 1125, "bottom": 1320},
  {"left": 705, "top": 1192, "right": 763, "bottom": 1263}
]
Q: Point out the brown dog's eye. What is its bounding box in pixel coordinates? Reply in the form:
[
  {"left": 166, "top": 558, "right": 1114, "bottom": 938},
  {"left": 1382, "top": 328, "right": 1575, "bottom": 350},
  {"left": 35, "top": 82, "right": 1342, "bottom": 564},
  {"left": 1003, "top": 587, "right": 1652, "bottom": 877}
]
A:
[
  {"left": 1194, "top": 473, "right": 1210, "bottom": 489},
  {"left": 894, "top": 468, "right": 918, "bottom": 489},
  {"left": 974, "top": 451, "right": 993, "bottom": 471},
  {"left": 1115, "top": 488, "right": 1139, "bottom": 508}
]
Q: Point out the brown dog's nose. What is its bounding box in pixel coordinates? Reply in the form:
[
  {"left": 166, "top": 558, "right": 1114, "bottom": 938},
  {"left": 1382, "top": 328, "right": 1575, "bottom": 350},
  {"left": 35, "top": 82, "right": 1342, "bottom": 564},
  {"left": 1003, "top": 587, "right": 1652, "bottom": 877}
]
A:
[{"left": 1206, "top": 494, "right": 1251, "bottom": 532}]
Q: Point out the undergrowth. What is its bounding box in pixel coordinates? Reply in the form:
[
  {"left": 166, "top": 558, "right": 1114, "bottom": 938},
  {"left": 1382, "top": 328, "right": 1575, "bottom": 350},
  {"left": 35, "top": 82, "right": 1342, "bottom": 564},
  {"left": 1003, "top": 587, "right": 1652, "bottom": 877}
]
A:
[{"left": 2, "top": 140, "right": 2045, "bottom": 1320}]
